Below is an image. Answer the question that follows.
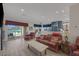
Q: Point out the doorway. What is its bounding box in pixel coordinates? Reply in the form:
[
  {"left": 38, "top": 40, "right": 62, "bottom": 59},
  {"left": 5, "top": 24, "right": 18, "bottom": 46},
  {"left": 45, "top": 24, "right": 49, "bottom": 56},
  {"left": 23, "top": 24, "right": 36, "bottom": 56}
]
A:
[{"left": 7, "top": 25, "right": 24, "bottom": 40}]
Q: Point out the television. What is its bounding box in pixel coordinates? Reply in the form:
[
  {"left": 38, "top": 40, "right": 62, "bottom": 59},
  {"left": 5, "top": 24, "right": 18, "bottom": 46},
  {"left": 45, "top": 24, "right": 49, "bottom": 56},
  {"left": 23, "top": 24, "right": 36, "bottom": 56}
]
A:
[{"left": 0, "top": 3, "right": 4, "bottom": 27}]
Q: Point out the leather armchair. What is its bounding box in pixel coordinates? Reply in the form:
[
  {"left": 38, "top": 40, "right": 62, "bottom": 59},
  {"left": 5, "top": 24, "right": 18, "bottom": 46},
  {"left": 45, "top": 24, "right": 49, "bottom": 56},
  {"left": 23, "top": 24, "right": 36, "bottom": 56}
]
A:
[
  {"left": 30, "top": 32, "right": 35, "bottom": 39},
  {"left": 69, "top": 36, "right": 79, "bottom": 56},
  {"left": 24, "top": 32, "right": 35, "bottom": 41}
]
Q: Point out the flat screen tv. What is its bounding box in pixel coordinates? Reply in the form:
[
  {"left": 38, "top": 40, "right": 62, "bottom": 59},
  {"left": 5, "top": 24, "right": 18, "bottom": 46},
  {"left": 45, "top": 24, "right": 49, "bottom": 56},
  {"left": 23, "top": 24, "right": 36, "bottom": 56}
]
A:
[{"left": 0, "top": 3, "right": 4, "bottom": 27}]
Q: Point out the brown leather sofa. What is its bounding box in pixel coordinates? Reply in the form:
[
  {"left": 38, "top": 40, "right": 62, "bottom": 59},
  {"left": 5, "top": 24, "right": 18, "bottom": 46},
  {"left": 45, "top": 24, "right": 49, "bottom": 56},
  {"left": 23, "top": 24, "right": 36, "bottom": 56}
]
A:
[{"left": 36, "top": 32, "right": 62, "bottom": 52}]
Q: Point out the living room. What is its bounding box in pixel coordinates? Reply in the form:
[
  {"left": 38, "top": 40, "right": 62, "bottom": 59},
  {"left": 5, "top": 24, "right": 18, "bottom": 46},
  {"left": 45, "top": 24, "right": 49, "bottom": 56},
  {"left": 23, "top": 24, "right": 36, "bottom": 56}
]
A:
[{"left": 0, "top": 3, "right": 79, "bottom": 56}]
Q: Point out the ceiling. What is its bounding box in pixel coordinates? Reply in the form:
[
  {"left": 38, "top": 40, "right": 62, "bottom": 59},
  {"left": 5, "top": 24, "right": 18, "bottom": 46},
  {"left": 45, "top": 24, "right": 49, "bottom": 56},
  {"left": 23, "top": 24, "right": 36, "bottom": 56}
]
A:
[{"left": 3, "top": 3, "right": 74, "bottom": 24}]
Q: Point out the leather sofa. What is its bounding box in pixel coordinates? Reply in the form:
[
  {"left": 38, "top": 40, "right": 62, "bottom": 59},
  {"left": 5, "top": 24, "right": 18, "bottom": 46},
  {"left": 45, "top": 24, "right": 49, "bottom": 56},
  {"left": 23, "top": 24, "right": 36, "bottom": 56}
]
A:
[
  {"left": 69, "top": 36, "right": 79, "bottom": 56},
  {"left": 36, "top": 32, "right": 62, "bottom": 52}
]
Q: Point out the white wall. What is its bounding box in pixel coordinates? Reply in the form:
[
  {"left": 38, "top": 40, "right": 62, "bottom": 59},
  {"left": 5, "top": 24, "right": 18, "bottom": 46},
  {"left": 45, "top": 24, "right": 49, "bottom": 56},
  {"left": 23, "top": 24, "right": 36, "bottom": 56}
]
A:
[{"left": 69, "top": 4, "right": 79, "bottom": 43}]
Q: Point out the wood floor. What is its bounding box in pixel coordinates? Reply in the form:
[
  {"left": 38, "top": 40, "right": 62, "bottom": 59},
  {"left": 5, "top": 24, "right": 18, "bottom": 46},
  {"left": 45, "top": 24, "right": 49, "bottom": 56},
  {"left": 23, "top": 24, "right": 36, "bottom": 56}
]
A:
[{"left": 0, "top": 38, "right": 66, "bottom": 56}]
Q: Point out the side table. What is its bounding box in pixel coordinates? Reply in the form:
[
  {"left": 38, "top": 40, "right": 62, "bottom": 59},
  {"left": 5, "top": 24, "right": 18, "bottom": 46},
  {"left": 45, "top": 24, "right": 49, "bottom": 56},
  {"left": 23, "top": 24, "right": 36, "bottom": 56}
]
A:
[{"left": 61, "top": 42, "right": 70, "bottom": 55}]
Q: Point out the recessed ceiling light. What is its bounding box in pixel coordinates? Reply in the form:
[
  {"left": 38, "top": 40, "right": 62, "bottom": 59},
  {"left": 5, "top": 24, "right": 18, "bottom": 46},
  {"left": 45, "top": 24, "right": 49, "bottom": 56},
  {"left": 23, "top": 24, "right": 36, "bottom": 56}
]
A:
[
  {"left": 21, "top": 8, "right": 24, "bottom": 12},
  {"left": 61, "top": 10, "right": 64, "bottom": 13},
  {"left": 56, "top": 11, "right": 59, "bottom": 14}
]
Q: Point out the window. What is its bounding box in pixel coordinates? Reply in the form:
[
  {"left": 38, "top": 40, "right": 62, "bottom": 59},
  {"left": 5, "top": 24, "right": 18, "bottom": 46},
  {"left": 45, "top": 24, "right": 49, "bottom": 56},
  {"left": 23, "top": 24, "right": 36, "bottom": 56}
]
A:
[
  {"left": 8, "top": 25, "right": 23, "bottom": 37},
  {"left": 51, "top": 21, "right": 63, "bottom": 31}
]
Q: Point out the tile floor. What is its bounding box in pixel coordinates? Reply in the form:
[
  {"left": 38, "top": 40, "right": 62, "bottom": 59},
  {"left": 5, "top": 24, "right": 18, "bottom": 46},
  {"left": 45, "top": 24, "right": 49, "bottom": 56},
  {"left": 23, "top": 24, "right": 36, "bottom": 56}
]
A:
[{"left": 0, "top": 38, "right": 66, "bottom": 56}]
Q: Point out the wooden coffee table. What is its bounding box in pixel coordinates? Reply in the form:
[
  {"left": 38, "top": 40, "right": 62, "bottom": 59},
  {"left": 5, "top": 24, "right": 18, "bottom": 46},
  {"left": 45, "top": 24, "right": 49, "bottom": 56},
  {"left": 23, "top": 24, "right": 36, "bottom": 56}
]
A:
[{"left": 27, "top": 40, "right": 48, "bottom": 56}]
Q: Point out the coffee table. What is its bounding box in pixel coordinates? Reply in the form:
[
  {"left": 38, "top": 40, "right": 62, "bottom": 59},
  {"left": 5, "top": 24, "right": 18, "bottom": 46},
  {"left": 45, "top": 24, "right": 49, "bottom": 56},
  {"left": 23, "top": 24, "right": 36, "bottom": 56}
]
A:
[{"left": 27, "top": 40, "right": 48, "bottom": 56}]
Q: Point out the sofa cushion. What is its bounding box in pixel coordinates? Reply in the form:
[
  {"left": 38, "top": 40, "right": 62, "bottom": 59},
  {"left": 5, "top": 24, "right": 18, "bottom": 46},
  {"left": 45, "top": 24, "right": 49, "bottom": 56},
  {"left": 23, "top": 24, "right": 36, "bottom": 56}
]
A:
[
  {"left": 48, "top": 41, "right": 57, "bottom": 46},
  {"left": 51, "top": 36, "right": 58, "bottom": 42}
]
